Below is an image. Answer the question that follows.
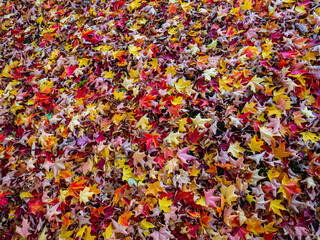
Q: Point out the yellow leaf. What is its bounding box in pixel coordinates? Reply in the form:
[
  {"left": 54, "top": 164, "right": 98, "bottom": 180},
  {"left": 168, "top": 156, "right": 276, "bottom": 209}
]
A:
[
  {"left": 241, "top": 102, "right": 258, "bottom": 114},
  {"left": 300, "top": 131, "right": 318, "bottom": 143},
  {"left": 248, "top": 135, "right": 264, "bottom": 152},
  {"left": 269, "top": 199, "right": 287, "bottom": 216},
  {"left": 259, "top": 126, "right": 280, "bottom": 145},
  {"left": 246, "top": 219, "right": 264, "bottom": 235},
  {"left": 165, "top": 66, "right": 176, "bottom": 77},
  {"left": 164, "top": 132, "right": 182, "bottom": 145},
  {"left": 135, "top": 114, "right": 149, "bottom": 129},
  {"left": 181, "top": 2, "right": 194, "bottom": 11},
  {"left": 122, "top": 166, "right": 134, "bottom": 182},
  {"left": 175, "top": 78, "right": 192, "bottom": 93},
  {"left": 76, "top": 226, "right": 87, "bottom": 238},
  {"left": 129, "top": 0, "right": 141, "bottom": 11},
  {"left": 189, "top": 164, "right": 200, "bottom": 177},
  {"left": 303, "top": 51, "right": 317, "bottom": 62},
  {"left": 192, "top": 114, "right": 211, "bottom": 129},
  {"left": 104, "top": 70, "right": 115, "bottom": 79},
  {"left": 264, "top": 222, "right": 278, "bottom": 234},
  {"left": 295, "top": 5, "right": 306, "bottom": 14},
  {"left": 171, "top": 96, "right": 184, "bottom": 105},
  {"left": 267, "top": 167, "right": 281, "bottom": 181},
  {"left": 149, "top": 58, "right": 158, "bottom": 71},
  {"left": 246, "top": 194, "right": 256, "bottom": 204},
  {"left": 145, "top": 181, "right": 164, "bottom": 197},
  {"left": 196, "top": 196, "right": 207, "bottom": 207},
  {"left": 103, "top": 223, "right": 113, "bottom": 239},
  {"left": 49, "top": 49, "right": 59, "bottom": 61},
  {"left": 20, "top": 192, "right": 34, "bottom": 199},
  {"left": 221, "top": 185, "right": 238, "bottom": 206},
  {"left": 128, "top": 45, "right": 141, "bottom": 55},
  {"left": 60, "top": 227, "right": 73, "bottom": 239},
  {"left": 36, "top": 16, "right": 44, "bottom": 25},
  {"left": 178, "top": 118, "right": 188, "bottom": 132},
  {"left": 140, "top": 219, "right": 155, "bottom": 230},
  {"left": 168, "top": 27, "right": 177, "bottom": 35},
  {"left": 241, "top": 0, "right": 252, "bottom": 11},
  {"left": 84, "top": 226, "right": 95, "bottom": 240},
  {"left": 78, "top": 58, "right": 90, "bottom": 67},
  {"left": 159, "top": 197, "right": 173, "bottom": 213},
  {"left": 228, "top": 142, "right": 245, "bottom": 158},
  {"left": 0, "top": 64, "right": 12, "bottom": 78},
  {"left": 79, "top": 187, "right": 94, "bottom": 203},
  {"left": 113, "top": 90, "right": 125, "bottom": 100}
]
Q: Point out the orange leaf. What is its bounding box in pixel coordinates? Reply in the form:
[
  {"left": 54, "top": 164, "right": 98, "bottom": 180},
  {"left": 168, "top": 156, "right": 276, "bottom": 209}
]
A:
[
  {"left": 278, "top": 174, "right": 301, "bottom": 202},
  {"left": 199, "top": 211, "right": 212, "bottom": 228},
  {"left": 271, "top": 142, "right": 291, "bottom": 160},
  {"left": 118, "top": 211, "right": 133, "bottom": 226},
  {"left": 246, "top": 219, "right": 264, "bottom": 236},
  {"left": 145, "top": 181, "right": 165, "bottom": 197}
]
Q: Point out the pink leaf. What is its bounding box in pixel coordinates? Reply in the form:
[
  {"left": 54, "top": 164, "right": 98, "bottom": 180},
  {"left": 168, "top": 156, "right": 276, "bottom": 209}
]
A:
[
  {"left": 177, "top": 147, "right": 196, "bottom": 164},
  {"left": 16, "top": 218, "right": 30, "bottom": 238},
  {"left": 204, "top": 189, "right": 221, "bottom": 208}
]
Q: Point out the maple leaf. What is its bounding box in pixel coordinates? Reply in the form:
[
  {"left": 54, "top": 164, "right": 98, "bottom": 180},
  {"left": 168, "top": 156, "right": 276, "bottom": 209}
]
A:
[
  {"left": 247, "top": 75, "right": 264, "bottom": 93},
  {"left": 269, "top": 199, "right": 287, "bottom": 216},
  {"left": 135, "top": 114, "right": 150, "bottom": 129},
  {"left": 203, "top": 68, "right": 218, "bottom": 81},
  {"left": 79, "top": 187, "right": 94, "bottom": 204},
  {"left": 104, "top": 70, "right": 115, "bottom": 79},
  {"left": 189, "top": 164, "right": 200, "bottom": 177},
  {"left": 139, "top": 94, "right": 157, "bottom": 109},
  {"left": 141, "top": 133, "right": 160, "bottom": 150},
  {"left": 199, "top": 211, "right": 213, "bottom": 228},
  {"left": 149, "top": 227, "right": 172, "bottom": 240},
  {"left": 128, "top": 44, "right": 142, "bottom": 56},
  {"left": 264, "top": 222, "right": 278, "bottom": 234},
  {"left": 16, "top": 218, "right": 30, "bottom": 239},
  {"left": 228, "top": 141, "right": 245, "bottom": 158},
  {"left": 241, "top": 0, "right": 253, "bottom": 11},
  {"left": 280, "top": 50, "right": 299, "bottom": 59},
  {"left": 140, "top": 219, "right": 155, "bottom": 230},
  {"left": 259, "top": 126, "right": 280, "bottom": 145},
  {"left": 118, "top": 211, "right": 134, "bottom": 226},
  {"left": 0, "top": 191, "right": 9, "bottom": 207},
  {"left": 112, "top": 219, "right": 128, "bottom": 235},
  {"left": 300, "top": 131, "right": 318, "bottom": 143},
  {"left": 0, "top": 64, "right": 12, "bottom": 78},
  {"left": 103, "top": 223, "right": 114, "bottom": 239},
  {"left": 181, "top": 2, "right": 194, "bottom": 11},
  {"left": 171, "top": 96, "right": 184, "bottom": 105},
  {"left": 145, "top": 181, "right": 165, "bottom": 197},
  {"left": 28, "top": 198, "right": 45, "bottom": 214},
  {"left": 164, "top": 132, "right": 182, "bottom": 145},
  {"left": 204, "top": 189, "right": 221, "bottom": 208},
  {"left": 191, "top": 114, "right": 212, "bottom": 129},
  {"left": 271, "top": 142, "right": 291, "bottom": 160},
  {"left": 159, "top": 197, "right": 173, "bottom": 213},
  {"left": 133, "top": 151, "right": 146, "bottom": 166},
  {"left": 246, "top": 218, "right": 264, "bottom": 236},
  {"left": 175, "top": 78, "right": 192, "bottom": 93},
  {"left": 221, "top": 185, "right": 238, "bottom": 206},
  {"left": 248, "top": 135, "right": 264, "bottom": 152},
  {"left": 177, "top": 147, "right": 196, "bottom": 164},
  {"left": 278, "top": 175, "right": 302, "bottom": 202}
]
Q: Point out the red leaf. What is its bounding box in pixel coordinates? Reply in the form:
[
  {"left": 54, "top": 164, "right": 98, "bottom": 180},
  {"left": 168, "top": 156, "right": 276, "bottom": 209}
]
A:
[
  {"left": 0, "top": 192, "right": 9, "bottom": 207},
  {"left": 139, "top": 94, "right": 157, "bottom": 109}
]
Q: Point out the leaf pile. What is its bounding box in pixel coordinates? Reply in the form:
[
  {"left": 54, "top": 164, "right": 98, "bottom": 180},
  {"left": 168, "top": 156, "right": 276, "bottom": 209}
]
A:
[{"left": 1, "top": 0, "right": 320, "bottom": 239}]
